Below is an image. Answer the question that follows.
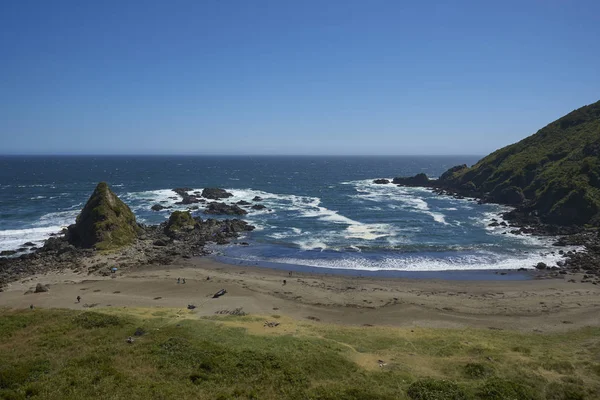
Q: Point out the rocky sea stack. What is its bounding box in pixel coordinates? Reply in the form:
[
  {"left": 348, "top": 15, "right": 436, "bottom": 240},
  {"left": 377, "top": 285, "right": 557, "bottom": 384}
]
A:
[{"left": 67, "top": 182, "right": 141, "bottom": 250}]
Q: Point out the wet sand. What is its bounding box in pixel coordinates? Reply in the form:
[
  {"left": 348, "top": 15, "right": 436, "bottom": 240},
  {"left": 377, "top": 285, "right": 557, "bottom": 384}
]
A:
[{"left": 1, "top": 257, "right": 599, "bottom": 333}]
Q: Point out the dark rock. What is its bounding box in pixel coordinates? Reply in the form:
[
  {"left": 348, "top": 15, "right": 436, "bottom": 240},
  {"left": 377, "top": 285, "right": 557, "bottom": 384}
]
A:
[
  {"left": 488, "top": 222, "right": 500, "bottom": 227},
  {"left": 535, "top": 262, "right": 547, "bottom": 270},
  {"left": 201, "top": 188, "right": 233, "bottom": 200},
  {"left": 0, "top": 250, "right": 17, "bottom": 256},
  {"left": 373, "top": 179, "right": 390, "bottom": 184},
  {"left": 172, "top": 187, "right": 193, "bottom": 197},
  {"left": 204, "top": 202, "right": 247, "bottom": 216},
  {"left": 23, "top": 242, "right": 35, "bottom": 246},
  {"left": 236, "top": 200, "right": 251, "bottom": 206},
  {"left": 151, "top": 204, "right": 171, "bottom": 211},
  {"left": 153, "top": 239, "right": 169, "bottom": 247},
  {"left": 392, "top": 173, "right": 431, "bottom": 187},
  {"left": 252, "top": 196, "right": 263, "bottom": 202},
  {"left": 34, "top": 283, "right": 48, "bottom": 293},
  {"left": 251, "top": 204, "right": 266, "bottom": 210},
  {"left": 175, "top": 195, "right": 200, "bottom": 205}
]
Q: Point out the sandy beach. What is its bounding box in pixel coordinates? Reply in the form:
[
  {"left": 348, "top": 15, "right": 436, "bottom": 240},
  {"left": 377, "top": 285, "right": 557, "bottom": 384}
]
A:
[{"left": 2, "top": 257, "right": 599, "bottom": 333}]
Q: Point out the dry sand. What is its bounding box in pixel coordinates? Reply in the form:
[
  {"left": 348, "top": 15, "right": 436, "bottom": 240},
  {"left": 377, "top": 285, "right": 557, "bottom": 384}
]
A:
[{"left": 1, "top": 257, "right": 599, "bottom": 333}]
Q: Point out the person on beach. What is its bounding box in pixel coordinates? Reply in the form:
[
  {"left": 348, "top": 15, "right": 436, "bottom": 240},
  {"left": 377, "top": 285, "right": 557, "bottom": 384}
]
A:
[
  {"left": 77, "top": 296, "right": 81, "bottom": 303},
  {"left": 182, "top": 278, "right": 186, "bottom": 284},
  {"left": 177, "top": 278, "right": 180, "bottom": 284}
]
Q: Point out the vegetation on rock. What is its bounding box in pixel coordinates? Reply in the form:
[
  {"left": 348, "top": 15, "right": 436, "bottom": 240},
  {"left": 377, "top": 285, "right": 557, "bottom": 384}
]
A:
[
  {"left": 164, "top": 211, "right": 197, "bottom": 237},
  {"left": 67, "top": 182, "right": 140, "bottom": 250}
]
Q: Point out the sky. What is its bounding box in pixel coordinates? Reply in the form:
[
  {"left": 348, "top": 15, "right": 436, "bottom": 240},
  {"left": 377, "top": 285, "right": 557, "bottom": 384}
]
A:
[{"left": 1, "top": 1, "right": 599, "bottom": 156}]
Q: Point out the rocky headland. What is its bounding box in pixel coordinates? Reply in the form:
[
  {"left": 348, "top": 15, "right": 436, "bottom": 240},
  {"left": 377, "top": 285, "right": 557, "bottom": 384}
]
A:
[{"left": 376, "top": 100, "right": 600, "bottom": 279}]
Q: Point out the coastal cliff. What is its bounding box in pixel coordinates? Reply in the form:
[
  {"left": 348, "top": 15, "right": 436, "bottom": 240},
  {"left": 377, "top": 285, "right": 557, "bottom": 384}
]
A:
[{"left": 393, "top": 99, "right": 600, "bottom": 227}]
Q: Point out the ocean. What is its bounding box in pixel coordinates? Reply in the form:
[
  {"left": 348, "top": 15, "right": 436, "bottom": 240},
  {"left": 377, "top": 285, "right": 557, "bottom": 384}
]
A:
[{"left": 0, "top": 155, "right": 564, "bottom": 274}]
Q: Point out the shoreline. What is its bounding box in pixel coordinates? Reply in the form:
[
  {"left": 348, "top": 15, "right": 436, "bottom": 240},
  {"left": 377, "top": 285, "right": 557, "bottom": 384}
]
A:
[
  {"left": 2, "top": 255, "right": 599, "bottom": 333},
  {"left": 212, "top": 255, "right": 540, "bottom": 281}
]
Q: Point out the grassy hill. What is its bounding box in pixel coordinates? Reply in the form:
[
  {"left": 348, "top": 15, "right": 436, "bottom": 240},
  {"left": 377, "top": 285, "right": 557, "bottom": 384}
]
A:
[
  {"left": 0, "top": 308, "right": 598, "bottom": 399},
  {"left": 438, "top": 100, "right": 600, "bottom": 226}
]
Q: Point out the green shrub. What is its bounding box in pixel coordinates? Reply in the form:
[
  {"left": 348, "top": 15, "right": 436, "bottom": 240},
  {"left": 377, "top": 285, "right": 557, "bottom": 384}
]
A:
[
  {"left": 407, "top": 378, "right": 470, "bottom": 400},
  {"left": 545, "top": 382, "right": 586, "bottom": 400},
  {"left": 464, "top": 363, "right": 494, "bottom": 379},
  {"left": 476, "top": 378, "right": 541, "bottom": 400}
]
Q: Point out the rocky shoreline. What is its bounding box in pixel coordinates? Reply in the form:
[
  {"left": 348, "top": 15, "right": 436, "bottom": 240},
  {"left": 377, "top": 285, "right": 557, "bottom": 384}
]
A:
[
  {"left": 0, "top": 184, "right": 259, "bottom": 289},
  {"left": 2, "top": 178, "right": 600, "bottom": 290},
  {"left": 374, "top": 176, "right": 600, "bottom": 281},
  {"left": 0, "top": 214, "right": 254, "bottom": 289}
]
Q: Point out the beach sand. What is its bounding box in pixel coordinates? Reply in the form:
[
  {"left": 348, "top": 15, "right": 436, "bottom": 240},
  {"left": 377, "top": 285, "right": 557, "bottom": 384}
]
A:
[{"left": 1, "top": 257, "right": 599, "bottom": 333}]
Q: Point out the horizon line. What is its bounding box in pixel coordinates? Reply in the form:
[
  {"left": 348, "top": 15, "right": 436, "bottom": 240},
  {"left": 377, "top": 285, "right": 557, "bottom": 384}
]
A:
[{"left": 0, "top": 153, "right": 485, "bottom": 157}]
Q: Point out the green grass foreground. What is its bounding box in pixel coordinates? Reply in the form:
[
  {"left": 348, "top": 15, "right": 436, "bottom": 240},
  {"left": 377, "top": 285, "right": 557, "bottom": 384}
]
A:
[{"left": 1, "top": 308, "right": 599, "bottom": 399}]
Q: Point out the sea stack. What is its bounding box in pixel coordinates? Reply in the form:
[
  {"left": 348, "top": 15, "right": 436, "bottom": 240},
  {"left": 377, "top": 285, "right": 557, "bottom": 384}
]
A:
[{"left": 67, "top": 182, "right": 140, "bottom": 250}]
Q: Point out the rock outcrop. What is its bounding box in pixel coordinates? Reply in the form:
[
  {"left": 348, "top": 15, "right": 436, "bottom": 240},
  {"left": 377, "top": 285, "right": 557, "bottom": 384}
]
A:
[
  {"left": 392, "top": 173, "right": 430, "bottom": 187},
  {"left": 202, "top": 188, "right": 234, "bottom": 200},
  {"left": 204, "top": 202, "right": 247, "bottom": 215},
  {"left": 373, "top": 179, "right": 390, "bottom": 184},
  {"left": 164, "top": 211, "right": 197, "bottom": 237},
  {"left": 66, "top": 182, "right": 140, "bottom": 250}
]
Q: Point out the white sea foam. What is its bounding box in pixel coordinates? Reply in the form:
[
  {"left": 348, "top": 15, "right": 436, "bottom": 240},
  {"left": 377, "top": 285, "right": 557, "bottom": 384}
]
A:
[
  {"left": 295, "top": 239, "right": 328, "bottom": 251},
  {"left": 0, "top": 208, "right": 80, "bottom": 252},
  {"left": 348, "top": 179, "right": 450, "bottom": 225},
  {"left": 0, "top": 226, "right": 60, "bottom": 251},
  {"left": 237, "top": 250, "right": 567, "bottom": 272}
]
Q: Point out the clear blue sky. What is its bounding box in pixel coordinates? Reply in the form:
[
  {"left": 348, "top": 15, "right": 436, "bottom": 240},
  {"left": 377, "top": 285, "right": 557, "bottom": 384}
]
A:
[{"left": 1, "top": 0, "right": 599, "bottom": 155}]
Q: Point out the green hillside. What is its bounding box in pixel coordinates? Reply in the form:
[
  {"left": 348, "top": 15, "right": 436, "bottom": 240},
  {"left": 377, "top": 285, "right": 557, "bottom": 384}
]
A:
[
  {"left": 0, "top": 308, "right": 598, "bottom": 399},
  {"left": 439, "top": 100, "right": 600, "bottom": 226}
]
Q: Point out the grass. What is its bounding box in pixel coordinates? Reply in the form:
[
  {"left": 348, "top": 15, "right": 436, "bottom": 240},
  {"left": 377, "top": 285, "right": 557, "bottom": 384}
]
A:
[{"left": 0, "top": 308, "right": 599, "bottom": 399}]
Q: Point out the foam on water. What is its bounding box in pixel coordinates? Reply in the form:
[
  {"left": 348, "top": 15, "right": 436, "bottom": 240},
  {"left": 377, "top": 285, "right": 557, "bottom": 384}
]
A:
[
  {"left": 348, "top": 179, "right": 451, "bottom": 225},
  {"left": 232, "top": 249, "right": 566, "bottom": 272},
  {"left": 0, "top": 227, "right": 60, "bottom": 251}
]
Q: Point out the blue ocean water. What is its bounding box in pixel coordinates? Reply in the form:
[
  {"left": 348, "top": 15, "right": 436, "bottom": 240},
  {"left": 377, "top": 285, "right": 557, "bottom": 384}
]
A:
[{"left": 0, "top": 156, "right": 563, "bottom": 272}]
